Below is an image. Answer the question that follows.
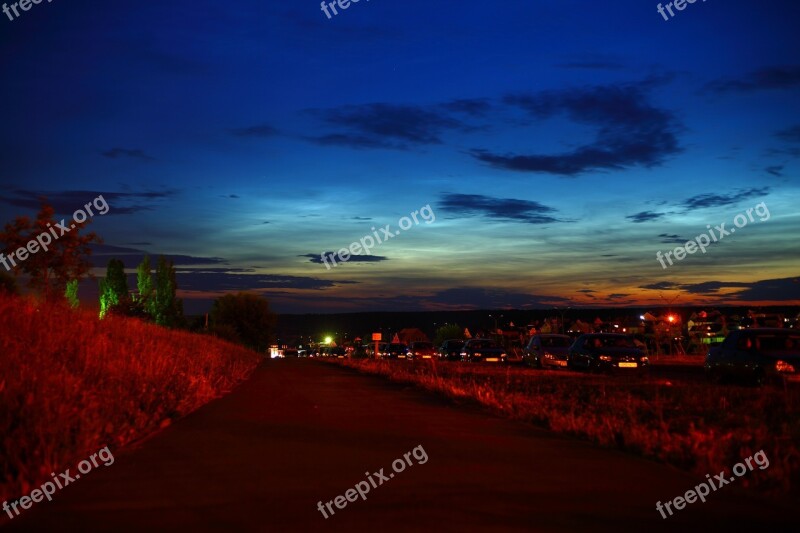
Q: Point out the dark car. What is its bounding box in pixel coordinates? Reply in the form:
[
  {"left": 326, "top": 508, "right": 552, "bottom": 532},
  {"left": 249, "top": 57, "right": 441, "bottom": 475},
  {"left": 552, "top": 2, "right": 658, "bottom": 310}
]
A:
[
  {"left": 705, "top": 328, "right": 800, "bottom": 386},
  {"left": 568, "top": 334, "right": 648, "bottom": 372},
  {"left": 406, "top": 341, "right": 437, "bottom": 360},
  {"left": 523, "top": 334, "right": 573, "bottom": 368},
  {"left": 381, "top": 343, "right": 408, "bottom": 359},
  {"left": 460, "top": 338, "right": 506, "bottom": 363},
  {"left": 439, "top": 339, "right": 464, "bottom": 361},
  {"left": 321, "top": 346, "right": 346, "bottom": 358}
]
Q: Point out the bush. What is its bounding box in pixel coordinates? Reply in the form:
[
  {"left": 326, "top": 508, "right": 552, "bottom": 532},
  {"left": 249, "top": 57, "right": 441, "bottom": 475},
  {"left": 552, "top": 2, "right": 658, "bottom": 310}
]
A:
[{"left": 0, "top": 292, "right": 261, "bottom": 502}]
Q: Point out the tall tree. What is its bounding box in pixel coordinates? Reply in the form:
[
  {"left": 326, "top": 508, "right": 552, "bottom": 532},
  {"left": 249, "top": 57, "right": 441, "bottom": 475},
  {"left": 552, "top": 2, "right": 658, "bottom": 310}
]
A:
[
  {"left": 99, "top": 259, "right": 128, "bottom": 318},
  {"left": 0, "top": 270, "right": 18, "bottom": 295},
  {"left": 0, "top": 201, "right": 100, "bottom": 300},
  {"left": 433, "top": 323, "right": 463, "bottom": 347},
  {"left": 135, "top": 254, "right": 154, "bottom": 317},
  {"left": 153, "top": 255, "right": 183, "bottom": 328},
  {"left": 210, "top": 292, "right": 276, "bottom": 352},
  {"left": 65, "top": 279, "right": 80, "bottom": 308}
]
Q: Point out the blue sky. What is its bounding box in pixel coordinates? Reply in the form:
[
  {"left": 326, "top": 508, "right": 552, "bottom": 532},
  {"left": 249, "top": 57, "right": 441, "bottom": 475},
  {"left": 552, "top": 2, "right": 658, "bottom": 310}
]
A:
[{"left": 1, "top": 0, "right": 799, "bottom": 313}]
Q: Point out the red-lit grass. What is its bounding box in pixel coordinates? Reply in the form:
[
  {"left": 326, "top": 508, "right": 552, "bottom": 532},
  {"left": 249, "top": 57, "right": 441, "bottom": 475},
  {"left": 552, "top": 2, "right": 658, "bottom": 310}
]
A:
[
  {"left": 330, "top": 358, "right": 800, "bottom": 495},
  {"left": 0, "top": 293, "right": 260, "bottom": 502}
]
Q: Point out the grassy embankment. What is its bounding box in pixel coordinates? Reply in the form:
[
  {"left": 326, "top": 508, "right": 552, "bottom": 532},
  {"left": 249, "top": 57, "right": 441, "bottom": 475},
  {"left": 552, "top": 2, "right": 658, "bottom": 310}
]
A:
[
  {"left": 331, "top": 358, "right": 800, "bottom": 495},
  {"left": 0, "top": 293, "right": 261, "bottom": 502}
]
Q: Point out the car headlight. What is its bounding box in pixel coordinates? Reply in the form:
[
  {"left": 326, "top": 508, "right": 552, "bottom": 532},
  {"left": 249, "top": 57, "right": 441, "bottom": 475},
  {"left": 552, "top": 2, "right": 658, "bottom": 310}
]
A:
[
  {"left": 776, "top": 360, "right": 796, "bottom": 373},
  {"left": 460, "top": 352, "right": 467, "bottom": 356},
  {"left": 599, "top": 355, "right": 612, "bottom": 362}
]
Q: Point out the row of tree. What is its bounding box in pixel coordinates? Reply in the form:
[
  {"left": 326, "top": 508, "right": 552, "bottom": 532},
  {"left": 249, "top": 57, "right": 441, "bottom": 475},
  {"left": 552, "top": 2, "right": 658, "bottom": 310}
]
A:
[
  {"left": 98, "top": 255, "right": 183, "bottom": 327},
  {"left": 2, "top": 200, "right": 276, "bottom": 351}
]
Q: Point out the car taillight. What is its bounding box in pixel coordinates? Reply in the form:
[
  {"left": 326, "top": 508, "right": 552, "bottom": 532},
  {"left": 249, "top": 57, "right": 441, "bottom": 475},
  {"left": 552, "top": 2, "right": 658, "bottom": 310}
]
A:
[
  {"left": 776, "top": 360, "right": 796, "bottom": 373},
  {"left": 599, "top": 355, "right": 612, "bottom": 362}
]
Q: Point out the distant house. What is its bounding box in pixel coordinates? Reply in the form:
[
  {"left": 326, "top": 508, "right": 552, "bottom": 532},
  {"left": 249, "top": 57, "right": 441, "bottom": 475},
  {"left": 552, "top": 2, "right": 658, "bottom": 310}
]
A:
[{"left": 397, "top": 328, "right": 429, "bottom": 344}]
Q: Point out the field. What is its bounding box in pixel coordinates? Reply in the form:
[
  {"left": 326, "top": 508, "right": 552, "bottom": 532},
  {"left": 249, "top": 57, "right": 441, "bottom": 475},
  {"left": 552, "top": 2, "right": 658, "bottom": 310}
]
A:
[
  {"left": 329, "top": 358, "right": 800, "bottom": 495},
  {"left": 0, "top": 293, "right": 261, "bottom": 502}
]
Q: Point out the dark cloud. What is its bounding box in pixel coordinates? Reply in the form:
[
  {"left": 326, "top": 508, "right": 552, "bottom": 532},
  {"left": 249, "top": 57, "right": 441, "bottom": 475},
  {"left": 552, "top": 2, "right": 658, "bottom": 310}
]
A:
[
  {"left": 775, "top": 125, "right": 800, "bottom": 143},
  {"left": 301, "top": 253, "right": 388, "bottom": 264},
  {"left": 639, "top": 277, "right": 800, "bottom": 302},
  {"left": 0, "top": 188, "right": 179, "bottom": 215},
  {"left": 472, "top": 81, "right": 681, "bottom": 176},
  {"left": 230, "top": 124, "right": 278, "bottom": 138},
  {"left": 425, "top": 287, "right": 571, "bottom": 309},
  {"left": 351, "top": 216, "right": 372, "bottom": 221},
  {"left": 439, "top": 193, "right": 563, "bottom": 224},
  {"left": 306, "top": 133, "right": 398, "bottom": 150},
  {"left": 101, "top": 148, "right": 154, "bottom": 160},
  {"left": 607, "top": 293, "right": 630, "bottom": 299},
  {"left": 626, "top": 211, "right": 664, "bottom": 223},
  {"left": 680, "top": 187, "right": 769, "bottom": 210},
  {"left": 679, "top": 281, "right": 752, "bottom": 294},
  {"left": 440, "top": 98, "right": 492, "bottom": 116},
  {"left": 727, "top": 277, "right": 800, "bottom": 301},
  {"left": 557, "top": 61, "right": 624, "bottom": 70},
  {"left": 765, "top": 165, "right": 783, "bottom": 177},
  {"left": 177, "top": 272, "right": 358, "bottom": 291},
  {"left": 639, "top": 281, "right": 679, "bottom": 291},
  {"left": 89, "top": 244, "right": 227, "bottom": 268},
  {"left": 706, "top": 66, "right": 800, "bottom": 93},
  {"left": 307, "top": 103, "right": 470, "bottom": 149},
  {"left": 658, "top": 233, "right": 686, "bottom": 244},
  {"left": 223, "top": 194, "right": 241, "bottom": 199}
]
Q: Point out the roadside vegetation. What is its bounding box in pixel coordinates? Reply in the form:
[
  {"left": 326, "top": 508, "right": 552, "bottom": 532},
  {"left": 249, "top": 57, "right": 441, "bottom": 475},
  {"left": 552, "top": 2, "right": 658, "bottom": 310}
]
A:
[
  {"left": 330, "top": 359, "right": 800, "bottom": 495},
  {"left": 0, "top": 293, "right": 261, "bottom": 502}
]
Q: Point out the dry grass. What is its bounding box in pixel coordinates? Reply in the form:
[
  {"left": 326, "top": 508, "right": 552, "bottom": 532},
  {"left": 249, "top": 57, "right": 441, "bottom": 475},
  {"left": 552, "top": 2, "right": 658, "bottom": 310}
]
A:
[
  {"left": 330, "top": 358, "right": 800, "bottom": 495},
  {"left": 0, "top": 293, "right": 261, "bottom": 501}
]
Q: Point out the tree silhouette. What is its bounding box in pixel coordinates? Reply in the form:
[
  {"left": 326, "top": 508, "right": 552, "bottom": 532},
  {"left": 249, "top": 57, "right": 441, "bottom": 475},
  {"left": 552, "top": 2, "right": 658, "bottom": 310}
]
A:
[
  {"left": 210, "top": 292, "right": 276, "bottom": 352},
  {"left": 99, "top": 258, "right": 129, "bottom": 318},
  {"left": 0, "top": 201, "right": 100, "bottom": 300},
  {"left": 153, "top": 256, "right": 183, "bottom": 327}
]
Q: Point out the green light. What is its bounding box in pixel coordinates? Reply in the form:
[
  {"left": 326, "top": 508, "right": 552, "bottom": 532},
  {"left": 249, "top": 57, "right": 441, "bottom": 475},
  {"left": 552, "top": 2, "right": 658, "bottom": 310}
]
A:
[{"left": 324, "top": 336, "right": 333, "bottom": 344}]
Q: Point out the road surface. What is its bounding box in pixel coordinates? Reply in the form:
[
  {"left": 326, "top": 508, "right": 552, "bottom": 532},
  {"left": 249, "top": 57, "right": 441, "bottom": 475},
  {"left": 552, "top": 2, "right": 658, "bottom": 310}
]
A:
[{"left": 4, "top": 359, "right": 798, "bottom": 532}]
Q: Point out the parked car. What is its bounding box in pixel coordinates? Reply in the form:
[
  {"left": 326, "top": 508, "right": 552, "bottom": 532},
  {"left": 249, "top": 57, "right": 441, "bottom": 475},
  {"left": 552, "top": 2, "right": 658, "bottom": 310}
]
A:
[
  {"left": 439, "top": 339, "right": 464, "bottom": 361},
  {"left": 705, "top": 328, "right": 800, "bottom": 386},
  {"left": 321, "top": 346, "right": 346, "bottom": 358},
  {"left": 567, "top": 333, "right": 648, "bottom": 372},
  {"left": 406, "top": 341, "right": 437, "bottom": 360},
  {"left": 381, "top": 343, "right": 408, "bottom": 359},
  {"left": 524, "top": 334, "right": 573, "bottom": 368},
  {"left": 460, "top": 338, "right": 506, "bottom": 363}
]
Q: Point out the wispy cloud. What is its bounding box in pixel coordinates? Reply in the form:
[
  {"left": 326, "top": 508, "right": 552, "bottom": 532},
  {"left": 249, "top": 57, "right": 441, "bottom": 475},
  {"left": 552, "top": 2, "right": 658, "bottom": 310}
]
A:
[
  {"left": 706, "top": 66, "right": 800, "bottom": 93},
  {"left": 680, "top": 187, "right": 769, "bottom": 210},
  {"left": 626, "top": 211, "right": 664, "bottom": 223},
  {"left": 230, "top": 123, "right": 278, "bottom": 138},
  {"left": 101, "top": 148, "right": 154, "bottom": 160},
  {"left": 471, "top": 80, "right": 681, "bottom": 176},
  {"left": 439, "top": 193, "right": 563, "bottom": 224}
]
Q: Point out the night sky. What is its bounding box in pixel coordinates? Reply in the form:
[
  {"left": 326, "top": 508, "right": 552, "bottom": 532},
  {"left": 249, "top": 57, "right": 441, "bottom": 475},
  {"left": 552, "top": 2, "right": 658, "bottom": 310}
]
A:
[{"left": 1, "top": 0, "right": 798, "bottom": 314}]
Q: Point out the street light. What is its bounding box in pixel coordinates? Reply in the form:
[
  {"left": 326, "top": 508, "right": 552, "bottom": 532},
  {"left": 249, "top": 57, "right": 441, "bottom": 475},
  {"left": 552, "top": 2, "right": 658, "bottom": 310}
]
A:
[{"left": 489, "top": 314, "right": 503, "bottom": 335}]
